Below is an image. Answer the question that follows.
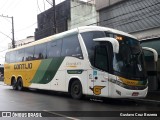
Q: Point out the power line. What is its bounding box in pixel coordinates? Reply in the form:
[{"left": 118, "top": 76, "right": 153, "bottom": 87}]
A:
[
  {"left": 0, "top": 15, "right": 15, "bottom": 48},
  {"left": 0, "top": 0, "right": 10, "bottom": 12},
  {"left": 43, "top": 0, "right": 46, "bottom": 11},
  {"left": 15, "top": 22, "right": 37, "bottom": 33},
  {"left": 98, "top": 2, "right": 160, "bottom": 27},
  {"left": 0, "top": 49, "right": 8, "bottom": 53},
  {"left": 37, "top": 0, "right": 42, "bottom": 13},
  {"left": 46, "top": 0, "right": 52, "bottom": 6},
  {"left": 0, "top": 31, "right": 12, "bottom": 40}
]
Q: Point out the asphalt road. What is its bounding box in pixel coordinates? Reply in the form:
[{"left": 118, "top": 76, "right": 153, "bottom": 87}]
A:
[{"left": 0, "top": 82, "right": 159, "bottom": 120}]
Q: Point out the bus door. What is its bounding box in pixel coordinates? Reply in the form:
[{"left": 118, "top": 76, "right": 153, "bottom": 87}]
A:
[{"left": 89, "top": 45, "right": 109, "bottom": 97}]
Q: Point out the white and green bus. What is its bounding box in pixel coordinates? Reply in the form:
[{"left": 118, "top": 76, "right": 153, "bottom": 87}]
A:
[{"left": 4, "top": 26, "right": 148, "bottom": 99}]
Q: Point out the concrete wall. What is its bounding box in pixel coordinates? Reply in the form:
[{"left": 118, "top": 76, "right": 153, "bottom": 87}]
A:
[
  {"left": 96, "top": 0, "right": 124, "bottom": 10},
  {"left": 68, "top": 0, "right": 98, "bottom": 29},
  {"left": 132, "top": 28, "right": 160, "bottom": 41},
  {"left": 97, "top": 0, "right": 160, "bottom": 41}
]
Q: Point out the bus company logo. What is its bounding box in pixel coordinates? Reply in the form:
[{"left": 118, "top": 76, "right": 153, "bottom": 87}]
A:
[
  {"left": 2, "top": 112, "right": 11, "bottom": 117},
  {"left": 90, "top": 86, "right": 105, "bottom": 95},
  {"left": 66, "top": 62, "right": 81, "bottom": 67},
  {"left": 14, "top": 63, "right": 32, "bottom": 70}
]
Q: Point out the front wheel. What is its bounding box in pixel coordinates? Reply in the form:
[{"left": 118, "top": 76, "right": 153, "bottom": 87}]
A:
[{"left": 70, "top": 80, "right": 83, "bottom": 99}]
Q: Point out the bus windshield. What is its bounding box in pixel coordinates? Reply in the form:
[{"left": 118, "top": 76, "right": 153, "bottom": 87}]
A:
[
  {"left": 81, "top": 31, "right": 146, "bottom": 80},
  {"left": 113, "top": 37, "right": 146, "bottom": 80}
]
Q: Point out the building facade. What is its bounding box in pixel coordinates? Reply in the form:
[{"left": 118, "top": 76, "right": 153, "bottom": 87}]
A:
[
  {"left": 96, "top": 0, "right": 160, "bottom": 40},
  {"left": 96, "top": 0, "right": 160, "bottom": 91},
  {"left": 68, "top": 0, "right": 97, "bottom": 29},
  {"left": 35, "top": 0, "right": 97, "bottom": 40},
  {"left": 35, "top": 0, "right": 70, "bottom": 40}
]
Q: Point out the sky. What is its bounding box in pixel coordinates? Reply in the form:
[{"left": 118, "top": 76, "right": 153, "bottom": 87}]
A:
[{"left": 0, "top": 0, "right": 88, "bottom": 64}]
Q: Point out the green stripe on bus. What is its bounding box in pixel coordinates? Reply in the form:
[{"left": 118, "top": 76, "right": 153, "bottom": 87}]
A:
[{"left": 31, "top": 57, "right": 64, "bottom": 84}]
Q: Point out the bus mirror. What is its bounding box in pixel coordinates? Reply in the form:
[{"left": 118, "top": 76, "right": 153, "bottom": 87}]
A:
[
  {"left": 142, "top": 47, "right": 158, "bottom": 62},
  {"left": 93, "top": 37, "right": 119, "bottom": 53}
]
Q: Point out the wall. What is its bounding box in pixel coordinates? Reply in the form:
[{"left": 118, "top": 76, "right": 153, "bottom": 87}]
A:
[
  {"left": 97, "top": 0, "right": 160, "bottom": 40},
  {"left": 68, "top": 0, "right": 97, "bottom": 29},
  {"left": 96, "top": 0, "right": 123, "bottom": 10},
  {"left": 35, "top": 0, "right": 70, "bottom": 40}
]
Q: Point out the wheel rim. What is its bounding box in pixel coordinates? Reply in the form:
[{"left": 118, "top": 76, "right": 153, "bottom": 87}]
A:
[
  {"left": 12, "top": 80, "right": 17, "bottom": 90},
  {"left": 73, "top": 85, "right": 80, "bottom": 95},
  {"left": 18, "top": 81, "right": 22, "bottom": 89}
]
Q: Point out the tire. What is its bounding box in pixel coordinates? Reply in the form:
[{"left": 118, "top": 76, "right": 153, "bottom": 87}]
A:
[
  {"left": 11, "top": 79, "right": 17, "bottom": 90},
  {"left": 70, "top": 80, "right": 83, "bottom": 99},
  {"left": 17, "top": 78, "right": 23, "bottom": 91}
]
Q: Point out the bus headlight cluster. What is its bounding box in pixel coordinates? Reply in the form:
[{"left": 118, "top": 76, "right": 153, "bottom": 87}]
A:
[
  {"left": 109, "top": 78, "right": 147, "bottom": 90},
  {"left": 109, "top": 79, "right": 124, "bottom": 87}
]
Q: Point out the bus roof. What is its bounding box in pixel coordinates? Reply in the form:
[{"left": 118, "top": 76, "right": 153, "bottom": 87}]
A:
[
  {"left": 7, "top": 26, "right": 137, "bottom": 52},
  {"left": 78, "top": 26, "right": 137, "bottom": 39}
]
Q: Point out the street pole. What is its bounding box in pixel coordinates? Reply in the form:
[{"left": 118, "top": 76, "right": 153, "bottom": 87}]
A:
[
  {"left": 0, "top": 15, "right": 15, "bottom": 48},
  {"left": 52, "top": 0, "right": 56, "bottom": 34},
  {"left": 11, "top": 17, "right": 15, "bottom": 48}
]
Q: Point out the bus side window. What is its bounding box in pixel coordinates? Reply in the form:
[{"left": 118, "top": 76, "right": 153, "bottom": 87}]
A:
[
  {"left": 16, "top": 49, "right": 25, "bottom": 62},
  {"left": 25, "top": 46, "right": 34, "bottom": 61},
  {"left": 10, "top": 51, "right": 17, "bottom": 63},
  {"left": 5, "top": 52, "right": 10, "bottom": 63},
  {"left": 94, "top": 45, "right": 109, "bottom": 72},
  {"left": 61, "top": 35, "right": 83, "bottom": 59},
  {"left": 35, "top": 43, "right": 47, "bottom": 60},
  {"left": 47, "top": 39, "right": 62, "bottom": 58}
]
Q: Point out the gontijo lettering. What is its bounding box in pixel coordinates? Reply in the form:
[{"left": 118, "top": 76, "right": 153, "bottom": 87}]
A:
[{"left": 14, "top": 63, "right": 32, "bottom": 70}]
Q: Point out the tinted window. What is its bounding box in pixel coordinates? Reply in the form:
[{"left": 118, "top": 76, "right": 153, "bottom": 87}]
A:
[
  {"left": 61, "top": 35, "right": 83, "bottom": 59},
  {"left": 81, "top": 31, "right": 106, "bottom": 65},
  {"left": 141, "top": 39, "right": 160, "bottom": 58},
  {"left": 5, "top": 52, "right": 10, "bottom": 63},
  {"left": 10, "top": 51, "right": 17, "bottom": 63},
  {"left": 47, "top": 39, "right": 62, "bottom": 58},
  {"left": 16, "top": 49, "right": 25, "bottom": 62},
  {"left": 95, "top": 45, "right": 109, "bottom": 71},
  {"left": 35, "top": 43, "right": 47, "bottom": 59},
  {"left": 25, "top": 46, "right": 34, "bottom": 61}
]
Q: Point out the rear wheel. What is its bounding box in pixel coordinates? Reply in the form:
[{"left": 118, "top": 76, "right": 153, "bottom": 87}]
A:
[
  {"left": 17, "top": 78, "right": 23, "bottom": 91},
  {"left": 70, "top": 80, "right": 83, "bottom": 99},
  {"left": 11, "top": 78, "right": 17, "bottom": 90}
]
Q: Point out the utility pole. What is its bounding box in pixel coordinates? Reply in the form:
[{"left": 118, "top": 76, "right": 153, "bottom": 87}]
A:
[
  {"left": 0, "top": 15, "right": 15, "bottom": 48},
  {"left": 11, "top": 17, "right": 15, "bottom": 48},
  {"left": 52, "top": 0, "right": 56, "bottom": 34}
]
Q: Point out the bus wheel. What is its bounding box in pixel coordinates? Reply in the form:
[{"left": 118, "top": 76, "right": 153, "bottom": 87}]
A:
[
  {"left": 70, "top": 80, "right": 83, "bottom": 99},
  {"left": 11, "top": 78, "right": 17, "bottom": 90},
  {"left": 17, "top": 78, "right": 23, "bottom": 91}
]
